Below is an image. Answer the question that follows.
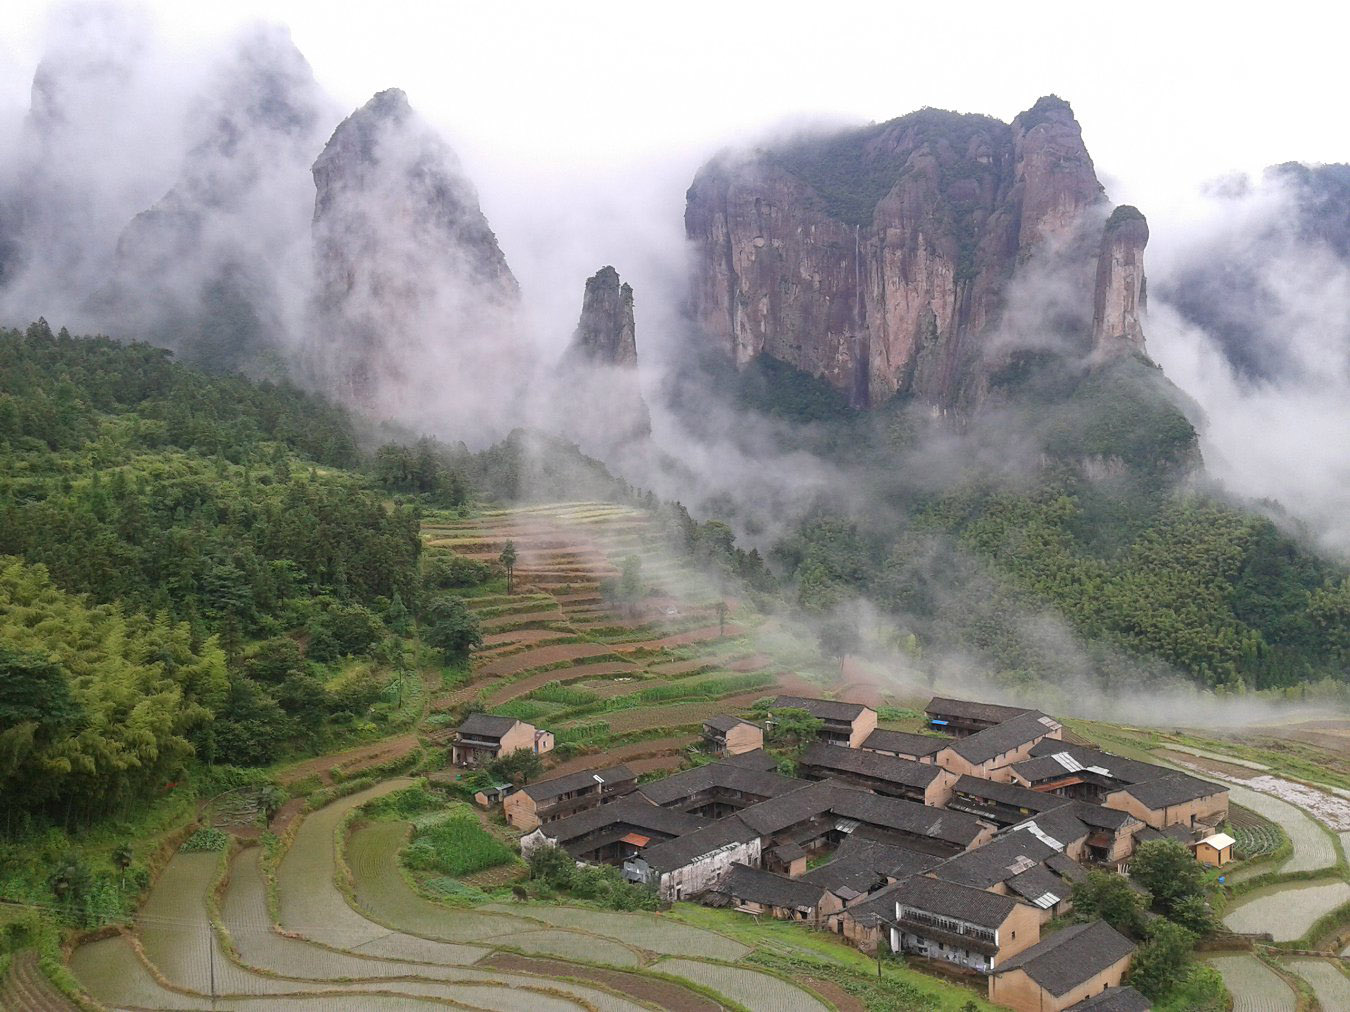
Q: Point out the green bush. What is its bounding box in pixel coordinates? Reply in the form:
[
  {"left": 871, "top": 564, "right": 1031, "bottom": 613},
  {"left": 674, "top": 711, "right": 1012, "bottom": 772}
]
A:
[
  {"left": 181, "top": 828, "right": 229, "bottom": 852},
  {"left": 403, "top": 808, "right": 513, "bottom": 878},
  {"left": 527, "top": 845, "right": 660, "bottom": 911}
]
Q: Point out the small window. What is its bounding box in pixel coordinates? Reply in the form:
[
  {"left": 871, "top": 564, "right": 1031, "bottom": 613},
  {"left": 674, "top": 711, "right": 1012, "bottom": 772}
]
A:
[{"left": 1011, "top": 931, "right": 1016, "bottom": 940}]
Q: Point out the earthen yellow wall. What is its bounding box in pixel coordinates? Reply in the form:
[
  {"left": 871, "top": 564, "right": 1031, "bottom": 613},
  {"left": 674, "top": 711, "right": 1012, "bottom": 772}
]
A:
[
  {"left": 725, "top": 723, "right": 764, "bottom": 754},
  {"left": 988, "top": 952, "right": 1130, "bottom": 1011},
  {"left": 503, "top": 790, "right": 539, "bottom": 831},
  {"left": 849, "top": 708, "right": 879, "bottom": 748}
]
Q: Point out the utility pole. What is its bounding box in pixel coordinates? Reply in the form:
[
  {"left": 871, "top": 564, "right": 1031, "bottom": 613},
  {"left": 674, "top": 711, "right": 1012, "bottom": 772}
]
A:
[{"left": 207, "top": 922, "right": 217, "bottom": 1009}]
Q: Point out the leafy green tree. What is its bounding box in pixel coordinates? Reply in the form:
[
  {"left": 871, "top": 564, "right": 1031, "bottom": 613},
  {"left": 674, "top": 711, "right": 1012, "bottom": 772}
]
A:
[
  {"left": 487, "top": 747, "right": 544, "bottom": 786},
  {"left": 1127, "top": 919, "right": 1197, "bottom": 1000},
  {"left": 818, "top": 618, "right": 860, "bottom": 672},
  {"left": 422, "top": 596, "right": 483, "bottom": 664},
  {"left": 764, "top": 707, "right": 824, "bottom": 749},
  {"left": 499, "top": 540, "right": 518, "bottom": 595},
  {"left": 1131, "top": 840, "right": 1210, "bottom": 926},
  {"left": 1071, "top": 870, "right": 1148, "bottom": 937}
]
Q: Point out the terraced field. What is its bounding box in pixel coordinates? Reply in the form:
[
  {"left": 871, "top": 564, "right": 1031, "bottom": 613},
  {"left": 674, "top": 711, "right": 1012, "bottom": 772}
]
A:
[
  {"left": 429, "top": 502, "right": 841, "bottom": 775},
  {"left": 1223, "top": 782, "right": 1338, "bottom": 874},
  {"left": 1223, "top": 878, "right": 1350, "bottom": 940},
  {"left": 1287, "top": 957, "right": 1350, "bottom": 1010},
  {"left": 1205, "top": 954, "right": 1296, "bottom": 1012},
  {"left": 652, "top": 956, "right": 831, "bottom": 1011},
  {"left": 0, "top": 949, "right": 77, "bottom": 1011}
]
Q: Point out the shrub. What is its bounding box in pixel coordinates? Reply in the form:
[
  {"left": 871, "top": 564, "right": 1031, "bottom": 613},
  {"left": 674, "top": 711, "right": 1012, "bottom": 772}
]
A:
[
  {"left": 181, "top": 828, "right": 229, "bottom": 852},
  {"left": 527, "top": 845, "right": 660, "bottom": 911},
  {"left": 403, "top": 808, "right": 513, "bottom": 878}
]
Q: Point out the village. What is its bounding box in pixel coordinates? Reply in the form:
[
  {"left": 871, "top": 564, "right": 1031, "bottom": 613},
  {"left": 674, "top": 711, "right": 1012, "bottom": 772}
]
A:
[{"left": 450, "top": 692, "right": 1235, "bottom": 1012}]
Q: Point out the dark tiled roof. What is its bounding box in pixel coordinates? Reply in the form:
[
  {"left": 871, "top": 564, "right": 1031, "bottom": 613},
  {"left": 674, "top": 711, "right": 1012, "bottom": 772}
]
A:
[
  {"left": 1027, "top": 742, "right": 1171, "bottom": 784},
  {"left": 1135, "top": 823, "right": 1198, "bottom": 846},
  {"left": 457, "top": 713, "right": 521, "bottom": 737},
  {"left": 925, "top": 697, "right": 1031, "bottom": 723},
  {"left": 717, "top": 863, "right": 827, "bottom": 910},
  {"left": 993, "top": 920, "right": 1135, "bottom": 996},
  {"left": 637, "top": 762, "right": 802, "bottom": 806},
  {"left": 842, "top": 879, "right": 905, "bottom": 928},
  {"left": 831, "top": 789, "right": 991, "bottom": 848},
  {"left": 894, "top": 874, "right": 1024, "bottom": 929},
  {"left": 541, "top": 795, "right": 704, "bottom": 845},
  {"left": 704, "top": 714, "right": 758, "bottom": 733},
  {"left": 801, "top": 742, "right": 945, "bottom": 789},
  {"left": 933, "top": 833, "right": 1058, "bottom": 889},
  {"left": 1011, "top": 754, "right": 1093, "bottom": 783},
  {"left": 949, "top": 712, "right": 1062, "bottom": 765},
  {"left": 734, "top": 780, "right": 835, "bottom": 836},
  {"left": 1111, "top": 773, "right": 1226, "bottom": 810},
  {"left": 718, "top": 749, "right": 780, "bottom": 771},
  {"left": 861, "top": 729, "right": 950, "bottom": 757},
  {"left": 519, "top": 764, "right": 634, "bottom": 802},
  {"left": 952, "top": 775, "right": 1069, "bottom": 813},
  {"left": 1045, "top": 852, "right": 1090, "bottom": 883},
  {"left": 1069, "top": 802, "right": 1140, "bottom": 832},
  {"left": 1009, "top": 807, "right": 1091, "bottom": 851},
  {"left": 803, "top": 837, "right": 940, "bottom": 895},
  {"left": 1005, "top": 865, "right": 1068, "bottom": 908},
  {"left": 1066, "top": 985, "right": 1151, "bottom": 1011},
  {"left": 636, "top": 815, "right": 760, "bottom": 873},
  {"left": 771, "top": 695, "right": 871, "bottom": 722}
]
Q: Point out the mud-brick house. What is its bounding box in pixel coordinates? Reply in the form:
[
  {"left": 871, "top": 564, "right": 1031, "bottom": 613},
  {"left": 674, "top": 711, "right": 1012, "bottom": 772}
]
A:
[
  {"left": 519, "top": 795, "right": 704, "bottom": 865},
  {"left": 708, "top": 862, "right": 841, "bottom": 924},
  {"left": 946, "top": 775, "right": 1071, "bottom": 828},
  {"left": 888, "top": 875, "right": 1042, "bottom": 972},
  {"left": 1193, "top": 831, "right": 1235, "bottom": 867},
  {"left": 925, "top": 697, "right": 1031, "bottom": 738},
  {"left": 1102, "top": 773, "right": 1229, "bottom": 831},
  {"left": 769, "top": 695, "right": 877, "bottom": 748},
  {"left": 798, "top": 742, "right": 957, "bottom": 806},
  {"left": 701, "top": 715, "right": 763, "bottom": 755},
  {"left": 934, "top": 712, "right": 1063, "bottom": 780},
  {"left": 451, "top": 714, "right": 553, "bottom": 767},
  {"left": 987, "top": 920, "right": 1135, "bottom": 1012},
  {"left": 502, "top": 764, "right": 636, "bottom": 831}
]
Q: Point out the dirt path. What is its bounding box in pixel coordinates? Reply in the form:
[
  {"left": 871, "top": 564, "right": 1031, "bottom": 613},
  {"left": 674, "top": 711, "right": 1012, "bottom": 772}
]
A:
[{"left": 480, "top": 953, "right": 721, "bottom": 1012}]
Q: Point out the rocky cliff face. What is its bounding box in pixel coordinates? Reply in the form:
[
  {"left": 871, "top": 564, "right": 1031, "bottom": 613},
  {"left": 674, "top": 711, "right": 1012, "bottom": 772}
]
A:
[
  {"left": 558, "top": 265, "right": 650, "bottom": 451},
  {"left": 309, "top": 88, "right": 521, "bottom": 423},
  {"left": 87, "top": 24, "right": 331, "bottom": 372},
  {"left": 685, "top": 96, "right": 1146, "bottom": 409}
]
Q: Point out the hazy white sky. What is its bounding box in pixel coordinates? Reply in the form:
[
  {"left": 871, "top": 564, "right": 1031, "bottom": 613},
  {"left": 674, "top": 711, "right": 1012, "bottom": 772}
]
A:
[{"left": 4, "top": 0, "right": 1347, "bottom": 198}]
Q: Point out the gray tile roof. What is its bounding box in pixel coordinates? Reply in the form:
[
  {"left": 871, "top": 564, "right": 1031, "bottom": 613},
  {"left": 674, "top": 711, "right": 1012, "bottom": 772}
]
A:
[
  {"left": 717, "top": 749, "right": 780, "bottom": 771},
  {"left": 637, "top": 761, "right": 802, "bottom": 806},
  {"left": 541, "top": 795, "right": 704, "bottom": 845},
  {"left": 802, "top": 837, "right": 940, "bottom": 895},
  {"left": 894, "top": 874, "right": 1024, "bottom": 929},
  {"left": 519, "top": 764, "right": 634, "bottom": 803},
  {"left": 933, "top": 832, "right": 1058, "bottom": 889},
  {"left": 801, "top": 742, "right": 945, "bottom": 789},
  {"left": 1045, "top": 852, "right": 1090, "bottom": 884},
  {"left": 733, "top": 780, "right": 836, "bottom": 836},
  {"left": 1008, "top": 807, "right": 1092, "bottom": 851},
  {"left": 1110, "top": 773, "right": 1226, "bottom": 810},
  {"left": 457, "top": 713, "right": 522, "bottom": 737},
  {"left": 716, "top": 863, "right": 827, "bottom": 910},
  {"left": 704, "top": 714, "right": 758, "bottom": 733},
  {"left": 952, "top": 775, "right": 1070, "bottom": 813},
  {"left": 1069, "top": 801, "right": 1140, "bottom": 832},
  {"left": 1066, "top": 985, "right": 1151, "bottom": 1011},
  {"left": 1004, "top": 864, "right": 1068, "bottom": 908},
  {"left": 925, "top": 697, "right": 1032, "bottom": 724},
  {"left": 993, "top": 920, "right": 1135, "bottom": 996},
  {"left": 771, "top": 695, "right": 872, "bottom": 722},
  {"left": 831, "top": 789, "right": 991, "bottom": 848},
  {"left": 861, "top": 728, "right": 951, "bottom": 757},
  {"left": 1027, "top": 742, "right": 1171, "bottom": 784},
  {"left": 948, "top": 712, "right": 1062, "bottom": 765},
  {"left": 636, "top": 815, "right": 760, "bottom": 873}
]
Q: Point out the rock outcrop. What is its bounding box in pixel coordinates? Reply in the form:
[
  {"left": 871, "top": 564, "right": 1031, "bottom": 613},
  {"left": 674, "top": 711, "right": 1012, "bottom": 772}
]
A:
[
  {"left": 87, "top": 24, "right": 331, "bottom": 372},
  {"left": 1092, "top": 206, "right": 1149, "bottom": 355},
  {"left": 309, "top": 88, "right": 521, "bottom": 427},
  {"left": 685, "top": 96, "right": 1146, "bottom": 409},
  {"left": 568, "top": 265, "right": 638, "bottom": 368},
  {"left": 557, "top": 265, "right": 650, "bottom": 452}
]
